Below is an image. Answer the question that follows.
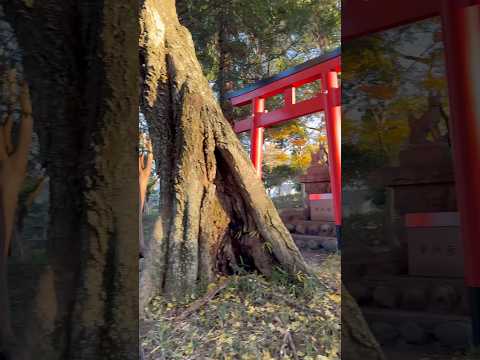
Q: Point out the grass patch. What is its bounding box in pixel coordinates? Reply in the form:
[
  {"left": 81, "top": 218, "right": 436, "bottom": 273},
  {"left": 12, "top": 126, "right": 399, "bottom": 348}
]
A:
[{"left": 141, "top": 255, "right": 340, "bottom": 360}]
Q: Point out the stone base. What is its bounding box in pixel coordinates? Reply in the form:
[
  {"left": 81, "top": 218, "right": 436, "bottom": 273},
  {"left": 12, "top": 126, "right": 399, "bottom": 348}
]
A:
[
  {"left": 280, "top": 208, "right": 308, "bottom": 223},
  {"left": 393, "top": 184, "right": 457, "bottom": 214},
  {"left": 286, "top": 219, "right": 336, "bottom": 237},
  {"left": 292, "top": 234, "right": 338, "bottom": 252},
  {"left": 364, "top": 308, "right": 471, "bottom": 349},
  {"left": 304, "top": 182, "right": 331, "bottom": 194},
  {"left": 374, "top": 142, "right": 457, "bottom": 214}
]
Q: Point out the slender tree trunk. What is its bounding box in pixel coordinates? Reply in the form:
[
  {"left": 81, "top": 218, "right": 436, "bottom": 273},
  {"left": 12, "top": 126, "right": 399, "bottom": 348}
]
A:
[
  {"left": 216, "top": 3, "right": 233, "bottom": 122},
  {"left": 5, "top": 1, "right": 139, "bottom": 358}
]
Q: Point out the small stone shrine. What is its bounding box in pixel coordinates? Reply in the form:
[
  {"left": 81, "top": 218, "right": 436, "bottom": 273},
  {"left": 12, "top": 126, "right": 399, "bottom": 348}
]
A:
[
  {"left": 344, "top": 93, "right": 470, "bottom": 351},
  {"left": 298, "top": 145, "right": 331, "bottom": 195},
  {"left": 279, "top": 146, "right": 337, "bottom": 252}
]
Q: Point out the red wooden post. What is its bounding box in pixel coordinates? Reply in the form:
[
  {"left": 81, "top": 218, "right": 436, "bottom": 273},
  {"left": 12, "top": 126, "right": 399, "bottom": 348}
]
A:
[
  {"left": 323, "top": 71, "right": 342, "bottom": 231},
  {"left": 251, "top": 97, "right": 265, "bottom": 177},
  {"left": 441, "top": 0, "right": 480, "bottom": 346}
]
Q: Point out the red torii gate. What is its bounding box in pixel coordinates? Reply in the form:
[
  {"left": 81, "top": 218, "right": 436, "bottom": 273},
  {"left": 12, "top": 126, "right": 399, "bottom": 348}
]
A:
[
  {"left": 226, "top": 49, "right": 342, "bottom": 236},
  {"left": 344, "top": 0, "right": 480, "bottom": 347}
]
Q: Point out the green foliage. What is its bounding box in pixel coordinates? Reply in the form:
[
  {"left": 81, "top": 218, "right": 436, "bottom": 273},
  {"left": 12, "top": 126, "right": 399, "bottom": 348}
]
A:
[
  {"left": 30, "top": 249, "right": 48, "bottom": 265},
  {"left": 178, "top": 0, "right": 340, "bottom": 94},
  {"left": 368, "top": 186, "right": 386, "bottom": 207},
  {"left": 343, "top": 18, "right": 450, "bottom": 188},
  {"left": 178, "top": 0, "right": 339, "bottom": 192},
  {"left": 342, "top": 143, "right": 387, "bottom": 185},
  {"left": 342, "top": 212, "right": 385, "bottom": 248},
  {"left": 263, "top": 163, "right": 299, "bottom": 189},
  {"left": 271, "top": 193, "right": 304, "bottom": 209}
]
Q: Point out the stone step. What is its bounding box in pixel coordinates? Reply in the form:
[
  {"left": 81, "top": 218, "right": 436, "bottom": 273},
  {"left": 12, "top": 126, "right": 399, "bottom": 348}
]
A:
[
  {"left": 285, "top": 219, "right": 336, "bottom": 236},
  {"left": 346, "top": 274, "right": 469, "bottom": 316},
  {"left": 292, "top": 234, "right": 337, "bottom": 252},
  {"left": 363, "top": 307, "right": 471, "bottom": 327},
  {"left": 362, "top": 307, "right": 471, "bottom": 349},
  {"left": 360, "top": 274, "right": 466, "bottom": 289},
  {"left": 291, "top": 219, "right": 335, "bottom": 225},
  {"left": 342, "top": 247, "right": 405, "bottom": 277}
]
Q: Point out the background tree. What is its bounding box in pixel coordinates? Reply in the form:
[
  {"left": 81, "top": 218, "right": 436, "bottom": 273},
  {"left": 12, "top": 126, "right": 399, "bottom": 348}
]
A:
[
  {"left": 4, "top": 1, "right": 138, "bottom": 358},
  {"left": 176, "top": 0, "right": 339, "bottom": 188},
  {"left": 262, "top": 117, "right": 328, "bottom": 194},
  {"left": 177, "top": 0, "right": 339, "bottom": 117},
  {"left": 342, "top": 18, "right": 449, "bottom": 188}
]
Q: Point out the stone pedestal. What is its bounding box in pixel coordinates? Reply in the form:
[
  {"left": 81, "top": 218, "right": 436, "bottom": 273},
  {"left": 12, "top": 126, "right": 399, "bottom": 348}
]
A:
[
  {"left": 384, "top": 143, "right": 456, "bottom": 215},
  {"left": 310, "top": 194, "right": 334, "bottom": 221},
  {"left": 298, "top": 152, "right": 330, "bottom": 221},
  {"left": 298, "top": 164, "right": 330, "bottom": 194},
  {"left": 279, "top": 150, "right": 337, "bottom": 251},
  {"left": 380, "top": 142, "right": 460, "bottom": 279},
  {"left": 406, "top": 212, "right": 464, "bottom": 278}
]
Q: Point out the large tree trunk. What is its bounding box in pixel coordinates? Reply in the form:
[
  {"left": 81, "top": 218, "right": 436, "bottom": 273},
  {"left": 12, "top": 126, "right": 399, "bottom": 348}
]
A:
[
  {"left": 139, "top": 0, "right": 308, "bottom": 304},
  {"left": 4, "top": 1, "right": 138, "bottom": 358},
  {"left": 139, "top": 2, "right": 385, "bottom": 359}
]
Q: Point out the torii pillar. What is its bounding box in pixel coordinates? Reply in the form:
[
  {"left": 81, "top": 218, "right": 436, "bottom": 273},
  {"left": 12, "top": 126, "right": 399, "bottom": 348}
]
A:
[{"left": 442, "top": 0, "right": 480, "bottom": 346}]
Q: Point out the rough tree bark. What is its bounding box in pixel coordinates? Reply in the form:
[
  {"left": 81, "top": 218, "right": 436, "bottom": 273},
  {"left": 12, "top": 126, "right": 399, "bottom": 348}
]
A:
[
  {"left": 4, "top": 1, "right": 138, "bottom": 359},
  {"left": 139, "top": 0, "right": 309, "bottom": 304},
  {"left": 139, "top": 2, "right": 385, "bottom": 359}
]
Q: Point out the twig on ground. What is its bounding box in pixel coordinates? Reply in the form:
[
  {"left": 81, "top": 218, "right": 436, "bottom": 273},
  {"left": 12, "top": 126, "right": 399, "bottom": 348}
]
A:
[
  {"left": 173, "top": 278, "right": 231, "bottom": 321},
  {"left": 274, "top": 316, "right": 299, "bottom": 360}
]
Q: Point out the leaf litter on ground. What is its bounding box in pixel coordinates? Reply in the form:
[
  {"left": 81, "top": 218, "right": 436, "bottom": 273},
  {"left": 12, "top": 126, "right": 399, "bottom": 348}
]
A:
[{"left": 141, "top": 254, "right": 341, "bottom": 360}]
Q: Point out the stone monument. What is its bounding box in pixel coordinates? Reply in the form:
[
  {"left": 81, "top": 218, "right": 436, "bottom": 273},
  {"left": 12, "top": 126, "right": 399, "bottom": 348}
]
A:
[
  {"left": 383, "top": 92, "right": 456, "bottom": 215},
  {"left": 298, "top": 146, "right": 330, "bottom": 195},
  {"left": 279, "top": 146, "right": 337, "bottom": 252},
  {"left": 374, "top": 91, "right": 461, "bottom": 277}
]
